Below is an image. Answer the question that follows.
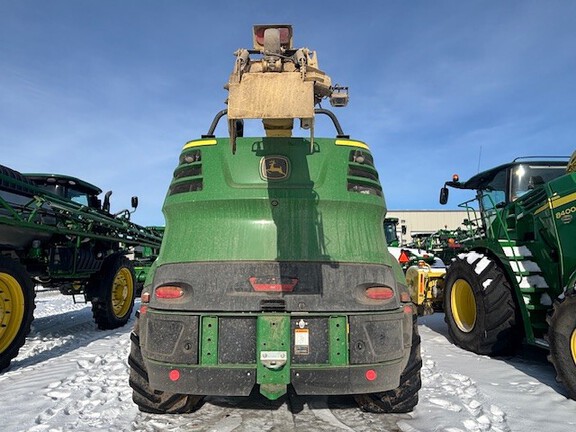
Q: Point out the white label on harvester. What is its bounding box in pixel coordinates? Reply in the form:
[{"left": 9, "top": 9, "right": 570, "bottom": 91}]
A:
[{"left": 294, "top": 328, "right": 310, "bottom": 355}]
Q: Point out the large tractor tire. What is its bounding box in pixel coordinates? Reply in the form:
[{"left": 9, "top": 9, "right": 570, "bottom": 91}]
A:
[
  {"left": 0, "top": 164, "right": 35, "bottom": 195},
  {"left": 547, "top": 295, "right": 576, "bottom": 400},
  {"left": 88, "top": 254, "right": 136, "bottom": 330},
  {"left": 0, "top": 256, "right": 35, "bottom": 372},
  {"left": 354, "top": 313, "right": 422, "bottom": 413},
  {"left": 443, "top": 253, "right": 521, "bottom": 356},
  {"left": 128, "top": 312, "right": 204, "bottom": 413}
]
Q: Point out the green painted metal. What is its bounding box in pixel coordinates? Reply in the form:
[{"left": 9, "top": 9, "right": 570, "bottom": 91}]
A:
[
  {"left": 546, "top": 174, "right": 576, "bottom": 290},
  {"left": 200, "top": 316, "right": 219, "bottom": 366},
  {"left": 256, "top": 314, "right": 291, "bottom": 400},
  {"left": 142, "top": 127, "right": 411, "bottom": 401},
  {"left": 384, "top": 217, "right": 400, "bottom": 247},
  {"left": 444, "top": 160, "right": 576, "bottom": 345},
  {"left": 159, "top": 137, "right": 391, "bottom": 266},
  {"left": 0, "top": 167, "right": 163, "bottom": 284},
  {"left": 328, "top": 316, "right": 348, "bottom": 366}
]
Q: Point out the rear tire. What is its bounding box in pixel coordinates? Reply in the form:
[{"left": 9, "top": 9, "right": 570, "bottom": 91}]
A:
[
  {"left": 547, "top": 295, "right": 576, "bottom": 400},
  {"left": 128, "top": 312, "right": 204, "bottom": 413},
  {"left": 88, "top": 254, "right": 135, "bottom": 330},
  {"left": 0, "top": 256, "right": 35, "bottom": 372},
  {"left": 0, "top": 164, "right": 35, "bottom": 194},
  {"left": 354, "top": 313, "right": 422, "bottom": 413},
  {"left": 443, "top": 253, "right": 521, "bottom": 356}
]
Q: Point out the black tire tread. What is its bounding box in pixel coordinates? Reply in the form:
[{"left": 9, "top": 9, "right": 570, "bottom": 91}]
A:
[
  {"left": 88, "top": 254, "right": 135, "bottom": 330},
  {"left": 546, "top": 295, "right": 576, "bottom": 400},
  {"left": 0, "top": 164, "right": 35, "bottom": 195},
  {"left": 443, "top": 253, "right": 521, "bottom": 356}
]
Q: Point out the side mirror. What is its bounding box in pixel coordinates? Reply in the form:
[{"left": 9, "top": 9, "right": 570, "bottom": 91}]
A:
[
  {"left": 439, "top": 187, "right": 449, "bottom": 205},
  {"left": 131, "top": 196, "right": 139, "bottom": 210},
  {"left": 103, "top": 191, "right": 112, "bottom": 213}
]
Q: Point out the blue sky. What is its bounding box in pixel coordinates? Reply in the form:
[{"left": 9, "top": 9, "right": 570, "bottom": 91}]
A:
[{"left": 1, "top": 1, "right": 575, "bottom": 226}]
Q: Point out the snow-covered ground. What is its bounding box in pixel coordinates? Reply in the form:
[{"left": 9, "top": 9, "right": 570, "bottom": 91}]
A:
[{"left": 1, "top": 290, "right": 574, "bottom": 432}]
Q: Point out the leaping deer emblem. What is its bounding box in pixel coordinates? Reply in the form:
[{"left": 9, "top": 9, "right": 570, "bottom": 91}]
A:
[
  {"left": 261, "top": 156, "right": 289, "bottom": 180},
  {"left": 267, "top": 160, "right": 286, "bottom": 176}
]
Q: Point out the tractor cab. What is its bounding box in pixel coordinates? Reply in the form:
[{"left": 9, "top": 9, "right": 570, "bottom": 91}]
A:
[
  {"left": 25, "top": 174, "right": 103, "bottom": 209},
  {"left": 440, "top": 159, "right": 568, "bottom": 237},
  {"left": 384, "top": 217, "right": 402, "bottom": 247}
]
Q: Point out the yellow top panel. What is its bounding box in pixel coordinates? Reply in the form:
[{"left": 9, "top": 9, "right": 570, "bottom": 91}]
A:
[
  {"left": 335, "top": 139, "right": 370, "bottom": 150},
  {"left": 183, "top": 139, "right": 217, "bottom": 150}
]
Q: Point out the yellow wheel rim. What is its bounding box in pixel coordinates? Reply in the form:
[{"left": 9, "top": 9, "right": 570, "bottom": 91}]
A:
[
  {"left": 571, "top": 329, "right": 576, "bottom": 366},
  {"left": 0, "top": 272, "right": 25, "bottom": 352},
  {"left": 111, "top": 268, "right": 134, "bottom": 319},
  {"left": 451, "top": 279, "right": 477, "bottom": 333}
]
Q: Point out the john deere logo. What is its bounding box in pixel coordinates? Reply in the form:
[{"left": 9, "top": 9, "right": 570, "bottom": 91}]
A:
[{"left": 260, "top": 156, "right": 290, "bottom": 181}]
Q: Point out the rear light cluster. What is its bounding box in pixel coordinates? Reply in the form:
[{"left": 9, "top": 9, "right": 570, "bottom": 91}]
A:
[
  {"left": 249, "top": 276, "right": 298, "bottom": 292},
  {"left": 364, "top": 286, "right": 394, "bottom": 300},
  {"left": 155, "top": 285, "right": 184, "bottom": 299},
  {"left": 169, "top": 149, "right": 203, "bottom": 196},
  {"left": 347, "top": 150, "right": 383, "bottom": 197}
]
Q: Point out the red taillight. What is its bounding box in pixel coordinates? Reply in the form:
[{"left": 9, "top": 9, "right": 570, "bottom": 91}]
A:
[
  {"left": 365, "top": 369, "right": 377, "bottom": 381},
  {"left": 365, "top": 286, "right": 394, "bottom": 300},
  {"left": 169, "top": 369, "right": 180, "bottom": 381},
  {"left": 249, "top": 276, "right": 298, "bottom": 292},
  {"left": 398, "top": 250, "right": 411, "bottom": 264},
  {"left": 155, "top": 285, "right": 184, "bottom": 299},
  {"left": 139, "top": 305, "right": 148, "bottom": 315}
]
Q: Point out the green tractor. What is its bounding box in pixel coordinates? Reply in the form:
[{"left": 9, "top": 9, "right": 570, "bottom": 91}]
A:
[
  {"left": 439, "top": 156, "right": 576, "bottom": 399},
  {"left": 384, "top": 217, "right": 402, "bottom": 247},
  {"left": 129, "top": 25, "right": 421, "bottom": 414},
  {"left": 0, "top": 165, "right": 162, "bottom": 371},
  {"left": 423, "top": 227, "right": 465, "bottom": 265}
]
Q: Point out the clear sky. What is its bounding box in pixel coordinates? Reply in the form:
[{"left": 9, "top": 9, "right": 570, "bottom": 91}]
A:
[{"left": 2, "top": 0, "right": 575, "bottom": 226}]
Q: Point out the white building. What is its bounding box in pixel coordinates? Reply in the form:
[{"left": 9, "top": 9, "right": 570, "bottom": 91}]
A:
[{"left": 386, "top": 210, "right": 470, "bottom": 245}]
